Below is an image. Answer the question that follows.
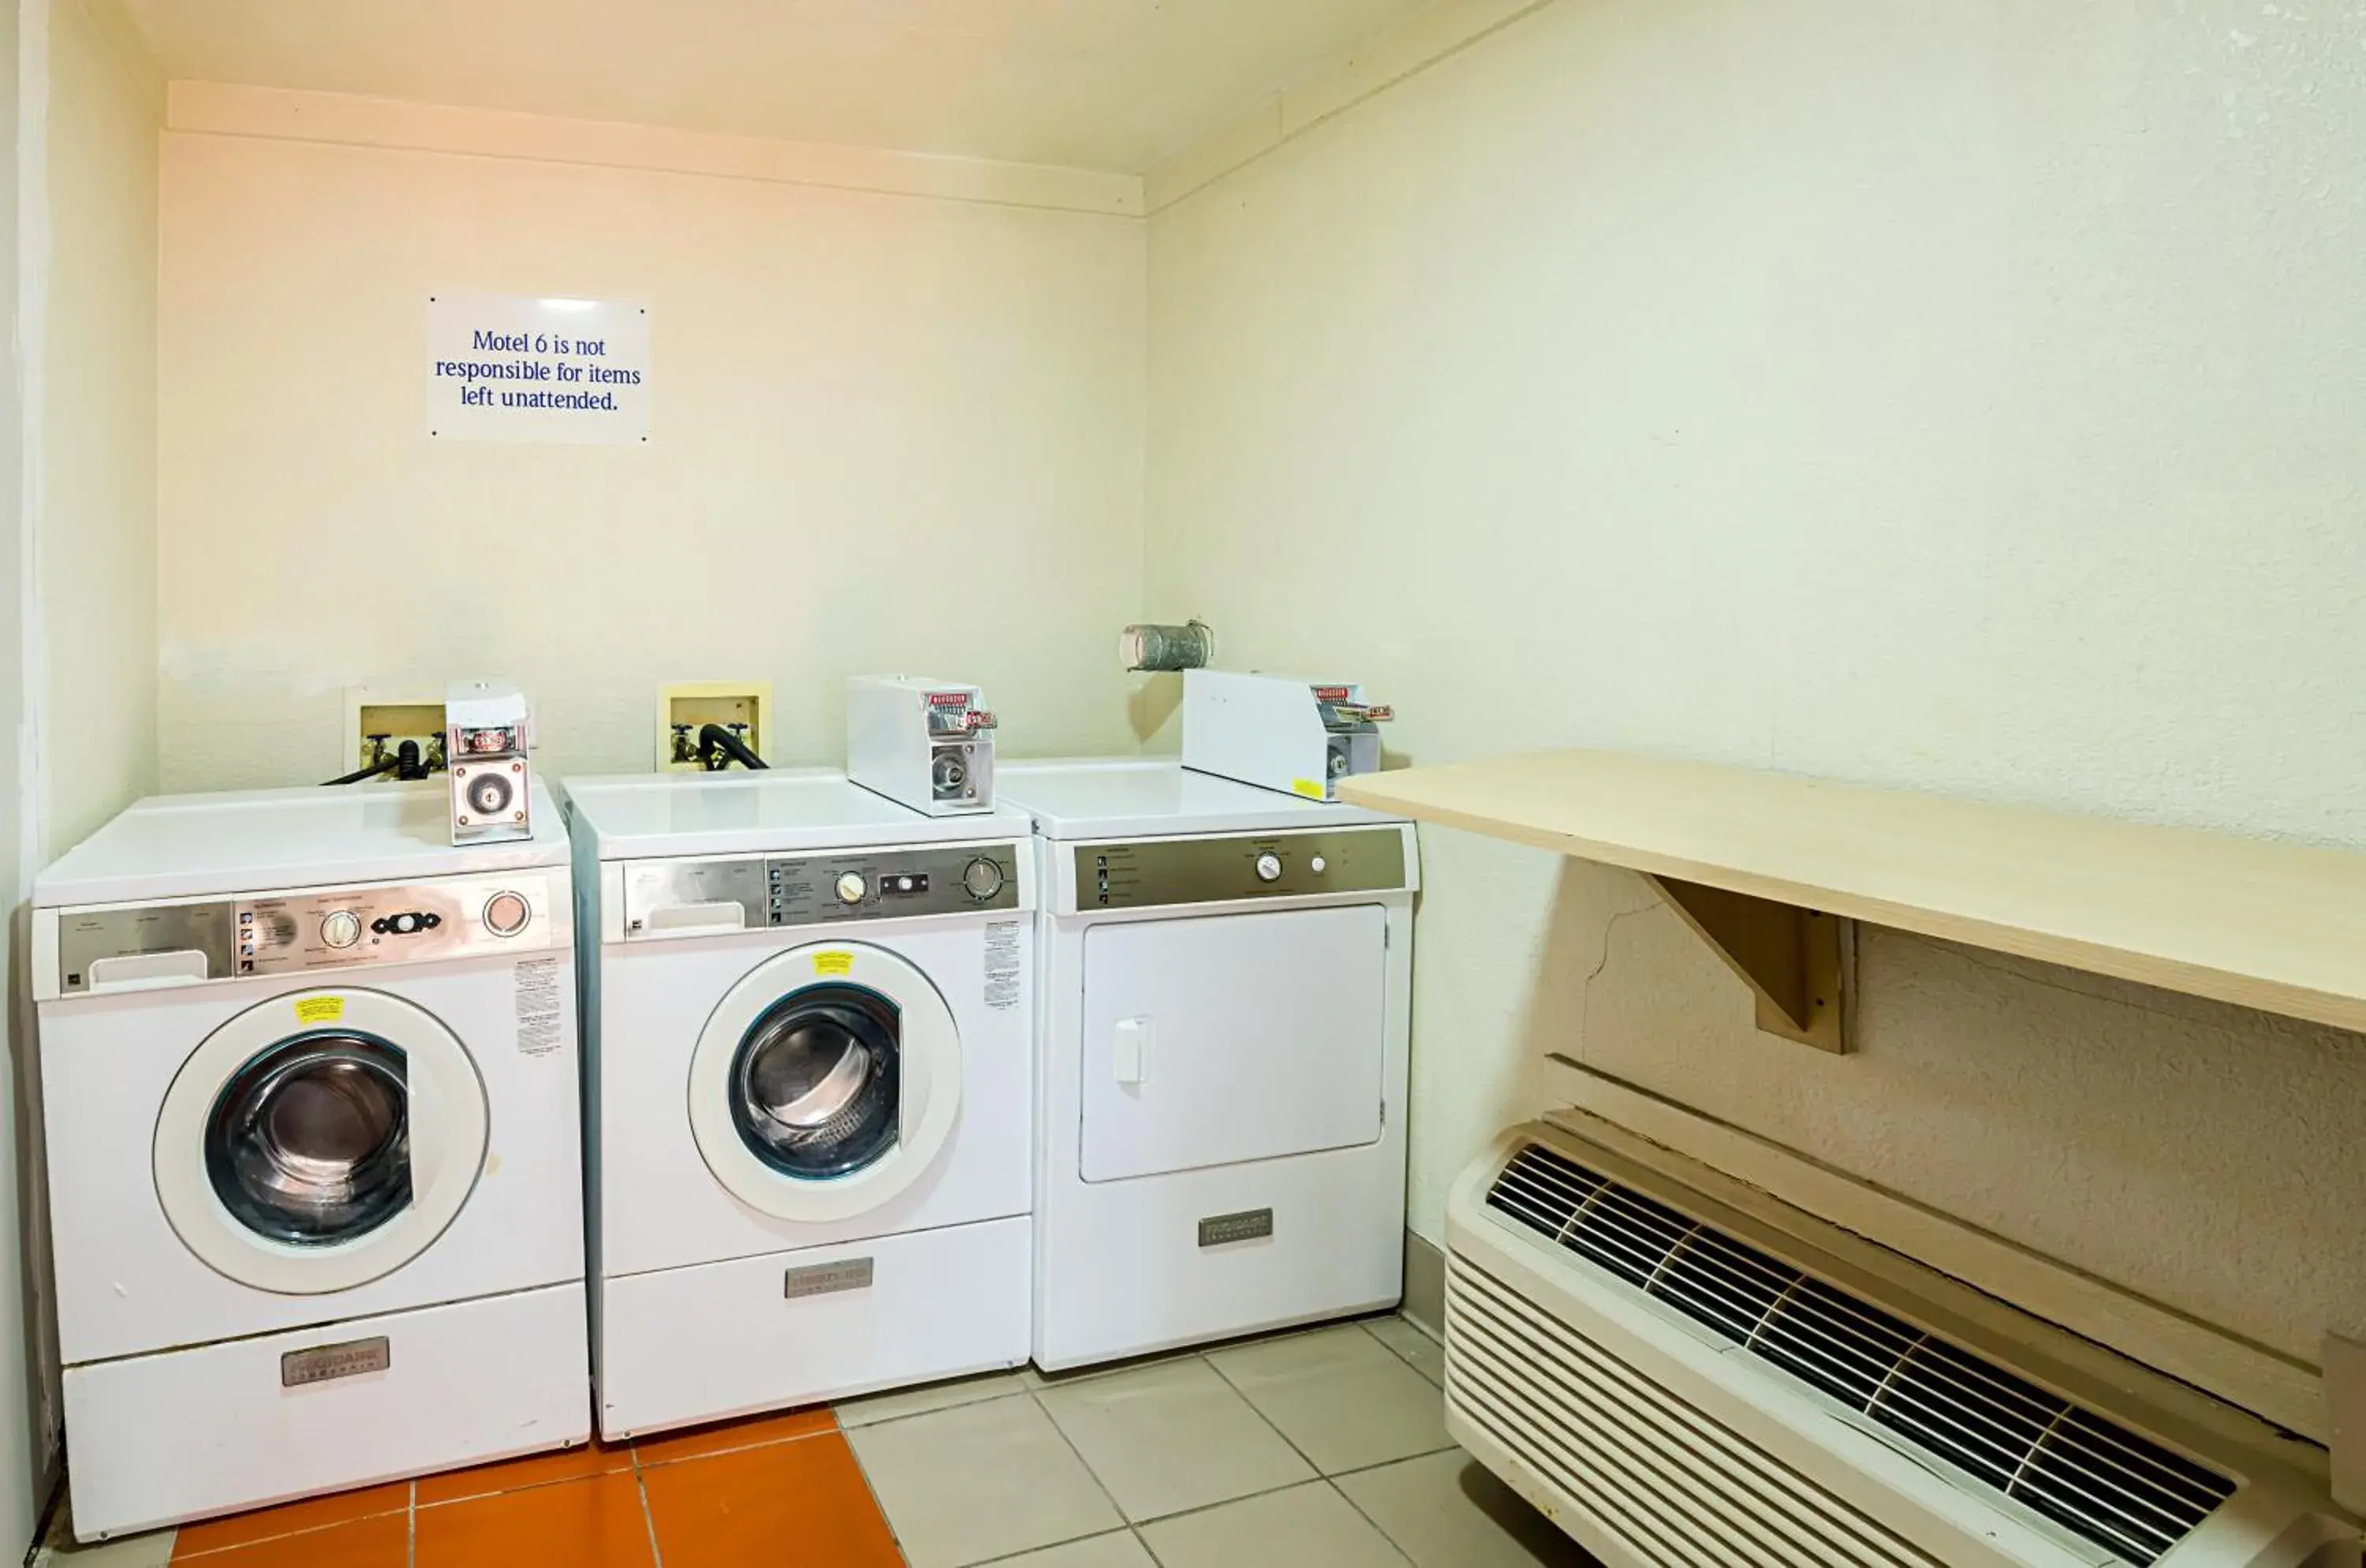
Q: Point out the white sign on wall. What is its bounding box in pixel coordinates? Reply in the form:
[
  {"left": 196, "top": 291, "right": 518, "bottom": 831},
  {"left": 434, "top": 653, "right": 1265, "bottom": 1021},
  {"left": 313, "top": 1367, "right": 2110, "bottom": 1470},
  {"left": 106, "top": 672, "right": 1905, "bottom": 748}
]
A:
[{"left": 426, "top": 293, "right": 650, "bottom": 445}]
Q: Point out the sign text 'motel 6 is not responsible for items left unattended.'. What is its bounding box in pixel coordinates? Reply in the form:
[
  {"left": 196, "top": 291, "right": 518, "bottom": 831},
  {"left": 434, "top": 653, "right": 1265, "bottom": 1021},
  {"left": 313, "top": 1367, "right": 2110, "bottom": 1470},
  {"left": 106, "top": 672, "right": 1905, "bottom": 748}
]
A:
[{"left": 426, "top": 293, "right": 650, "bottom": 446}]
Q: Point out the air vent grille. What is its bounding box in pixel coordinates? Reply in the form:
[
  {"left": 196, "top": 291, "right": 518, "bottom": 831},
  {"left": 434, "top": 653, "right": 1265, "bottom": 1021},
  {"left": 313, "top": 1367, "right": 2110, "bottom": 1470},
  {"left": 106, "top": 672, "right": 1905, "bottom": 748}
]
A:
[
  {"left": 1483, "top": 1142, "right": 2236, "bottom": 1566},
  {"left": 1450, "top": 1259, "right": 1946, "bottom": 1567}
]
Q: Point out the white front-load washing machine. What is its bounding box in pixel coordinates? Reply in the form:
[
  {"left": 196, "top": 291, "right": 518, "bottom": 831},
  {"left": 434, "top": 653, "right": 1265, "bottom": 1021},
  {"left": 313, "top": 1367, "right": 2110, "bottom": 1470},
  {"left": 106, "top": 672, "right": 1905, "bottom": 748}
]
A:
[
  {"left": 999, "top": 758, "right": 1417, "bottom": 1371},
  {"left": 32, "top": 782, "right": 588, "bottom": 1540},
  {"left": 562, "top": 770, "right": 1033, "bottom": 1439}
]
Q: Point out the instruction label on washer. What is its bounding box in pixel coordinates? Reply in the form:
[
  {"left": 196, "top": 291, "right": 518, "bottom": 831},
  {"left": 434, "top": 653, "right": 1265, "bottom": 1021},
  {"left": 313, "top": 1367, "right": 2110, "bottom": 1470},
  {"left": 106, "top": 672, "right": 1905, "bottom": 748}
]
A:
[
  {"left": 293, "top": 995, "right": 345, "bottom": 1027},
  {"left": 515, "top": 957, "right": 565, "bottom": 1056},
  {"left": 984, "top": 920, "right": 1022, "bottom": 1011}
]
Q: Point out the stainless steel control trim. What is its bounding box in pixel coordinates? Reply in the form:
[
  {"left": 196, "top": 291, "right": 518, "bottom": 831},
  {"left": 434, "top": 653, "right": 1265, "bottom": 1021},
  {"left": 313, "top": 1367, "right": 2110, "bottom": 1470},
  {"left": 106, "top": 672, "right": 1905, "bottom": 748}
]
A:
[
  {"left": 50, "top": 871, "right": 564, "bottom": 995},
  {"left": 1076, "top": 827, "right": 1408, "bottom": 911},
  {"left": 620, "top": 842, "right": 1027, "bottom": 939}
]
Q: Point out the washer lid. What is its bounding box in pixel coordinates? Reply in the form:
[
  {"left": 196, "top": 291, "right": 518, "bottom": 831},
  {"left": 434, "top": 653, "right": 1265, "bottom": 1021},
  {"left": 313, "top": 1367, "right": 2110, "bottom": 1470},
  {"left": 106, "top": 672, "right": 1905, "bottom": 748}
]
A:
[
  {"left": 1000, "top": 758, "right": 1404, "bottom": 841},
  {"left": 35, "top": 780, "right": 569, "bottom": 908},
  {"left": 563, "top": 768, "right": 1032, "bottom": 861}
]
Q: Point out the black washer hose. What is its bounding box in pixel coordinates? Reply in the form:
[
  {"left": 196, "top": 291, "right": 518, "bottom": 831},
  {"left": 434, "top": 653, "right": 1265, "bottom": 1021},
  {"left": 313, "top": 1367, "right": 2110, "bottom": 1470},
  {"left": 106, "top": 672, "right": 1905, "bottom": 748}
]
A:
[
  {"left": 321, "top": 757, "right": 397, "bottom": 787},
  {"left": 322, "top": 738, "right": 430, "bottom": 786},
  {"left": 698, "top": 723, "right": 769, "bottom": 771}
]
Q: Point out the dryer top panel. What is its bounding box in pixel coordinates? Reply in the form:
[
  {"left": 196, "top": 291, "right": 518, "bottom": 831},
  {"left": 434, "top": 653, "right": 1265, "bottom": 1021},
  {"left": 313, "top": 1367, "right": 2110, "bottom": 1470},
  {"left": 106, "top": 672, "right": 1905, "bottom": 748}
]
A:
[
  {"left": 35, "top": 780, "right": 569, "bottom": 909},
  {"left": 562, "top": 767, "right": 1034, "bottom": 861},
  {"left": 999, "top": 758, "right": 1405, "bottom": 841}
]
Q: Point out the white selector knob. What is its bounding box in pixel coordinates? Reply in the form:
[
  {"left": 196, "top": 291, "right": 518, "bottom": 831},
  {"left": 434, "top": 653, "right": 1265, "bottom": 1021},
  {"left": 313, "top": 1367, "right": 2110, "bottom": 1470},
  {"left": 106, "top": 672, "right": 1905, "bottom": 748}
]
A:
[
  {"left": 836, "top": 872, "right": 868, "bottom": 905},
  {"left": 1310, "top": 856, "right": 1328, "bottom": 874},
  {"left": 321, "top": 909, "right": 363, "bottom": 949},
  {"left": 1255, "top": 853, "right": 1284, "bottom": 883}
]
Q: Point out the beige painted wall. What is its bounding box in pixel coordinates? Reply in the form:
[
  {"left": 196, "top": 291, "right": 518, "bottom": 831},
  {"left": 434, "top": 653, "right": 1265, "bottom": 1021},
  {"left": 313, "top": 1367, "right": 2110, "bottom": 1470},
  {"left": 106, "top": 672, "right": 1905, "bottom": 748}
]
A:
[
  {"left": 43, "top": 0, "right": 155, "bottom": 852},
  {"left": 158, "top": 120, "right": 1146, "bottom": 787},
  {"left": 2, "top": 6, "right": 30, "bottom": 1551},
  {"left": 1145, "top": 0, "right": 2366, "bottom": 1372},
  {"left": 9, "top": 0, "right": 161, "bottom": 1542}
]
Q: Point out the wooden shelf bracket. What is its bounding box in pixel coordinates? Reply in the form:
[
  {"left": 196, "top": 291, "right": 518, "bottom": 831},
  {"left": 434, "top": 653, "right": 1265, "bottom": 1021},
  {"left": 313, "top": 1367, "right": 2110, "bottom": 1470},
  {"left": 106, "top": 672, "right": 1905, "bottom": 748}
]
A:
[{"left": 1648, "top": 876, "right": 1849, "bottom": 1054}]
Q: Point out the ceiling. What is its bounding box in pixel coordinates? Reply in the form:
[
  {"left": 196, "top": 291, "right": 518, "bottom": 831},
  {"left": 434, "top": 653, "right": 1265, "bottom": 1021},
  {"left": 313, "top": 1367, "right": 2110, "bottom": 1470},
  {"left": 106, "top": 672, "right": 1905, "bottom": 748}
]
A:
[{"left": 123, "top": 0, "right": 1435, "bottom": 173}]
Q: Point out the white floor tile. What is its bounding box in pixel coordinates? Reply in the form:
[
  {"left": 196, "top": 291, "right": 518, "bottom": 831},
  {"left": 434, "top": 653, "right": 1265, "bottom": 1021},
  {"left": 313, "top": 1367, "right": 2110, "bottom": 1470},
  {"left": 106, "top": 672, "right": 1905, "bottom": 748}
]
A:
[
  {"left": 1336, "top": 1450, "right": 1600, "bottom": 1567},
  {"left": 1137, "top": 1482, "right": 1408, "bottom": 1568},
  {"left": 838, "top": 1367, "right": 1037, "bottom": 1428},
  {"left": 35, "top": 1529, "right": 174, "bottom": 1568},
  {"left": 1364, "top": 1316, "right": 1445, "bottom": 1387},
  {"left": 846, "top": 1393, "right": 1122, "bottom": 1568},
  {"left": 983, "top": 1530, "right": 1156, "bottom": 1567},
  {"left": 1036, "top": 1357, "right": 1315, "bottom": 1522},
  {"left": 1207, "top": 1324, "right": 1450, "bottom": 1474}
]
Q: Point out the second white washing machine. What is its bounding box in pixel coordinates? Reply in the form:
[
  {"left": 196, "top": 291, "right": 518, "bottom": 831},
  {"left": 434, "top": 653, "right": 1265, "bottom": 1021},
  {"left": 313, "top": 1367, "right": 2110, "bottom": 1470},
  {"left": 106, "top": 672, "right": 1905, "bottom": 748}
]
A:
[
  {"left": 1000, "top": 758, "right": 1417, "bottom": 1371},
  {"left": 563, "top": 770, "right": 1035, "bottom": 1438}
]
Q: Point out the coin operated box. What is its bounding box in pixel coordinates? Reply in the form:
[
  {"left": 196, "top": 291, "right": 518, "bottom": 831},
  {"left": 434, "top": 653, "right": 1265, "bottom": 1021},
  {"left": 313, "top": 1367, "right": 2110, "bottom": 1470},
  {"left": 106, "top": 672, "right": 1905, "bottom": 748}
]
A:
[
  {"left": 845, "top": 675, "right": 998, "bottom": 816},
  {"left": 1180, "top": 669, "right": 1393, "bottom": 802},
  {"left": 446, "top": 681, "right": 536, "bottom": 846}
]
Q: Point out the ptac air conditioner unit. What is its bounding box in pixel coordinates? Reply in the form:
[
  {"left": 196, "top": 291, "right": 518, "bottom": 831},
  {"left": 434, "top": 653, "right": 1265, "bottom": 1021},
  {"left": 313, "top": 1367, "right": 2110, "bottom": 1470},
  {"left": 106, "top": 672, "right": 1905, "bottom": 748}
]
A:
[{"left": 1446, "top": 1118, "right": 2360, "bottom": 1568}]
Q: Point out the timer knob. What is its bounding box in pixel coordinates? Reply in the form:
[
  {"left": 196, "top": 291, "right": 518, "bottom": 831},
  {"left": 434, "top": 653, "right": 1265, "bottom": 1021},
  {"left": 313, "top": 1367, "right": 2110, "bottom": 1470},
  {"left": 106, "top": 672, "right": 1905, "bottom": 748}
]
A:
[
  {"left": 483, "top": 891, "right": 531, "bottom": 937},
  {"left": 321, "top": 910, "right": 363, "bottom": 949},
  {"left": 962, "top": 857, "right": 1006, "bottom": 900},
  {"left": 836, "top": 872, "right": 868, "bottom": 905},
  {"left": 1255, "top": 853, "right": 1284, "bottom": 883}
]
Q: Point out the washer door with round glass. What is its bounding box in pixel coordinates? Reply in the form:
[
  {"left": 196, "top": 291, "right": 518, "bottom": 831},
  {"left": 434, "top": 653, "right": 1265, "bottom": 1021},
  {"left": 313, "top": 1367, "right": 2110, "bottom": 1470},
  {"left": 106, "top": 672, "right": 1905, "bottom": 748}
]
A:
[
  {"left": 153, "top": 988, "right": 489, "bottom": 1296},
  {"left": 688, "top": 943, "right": 961, "bottom": 1224}
]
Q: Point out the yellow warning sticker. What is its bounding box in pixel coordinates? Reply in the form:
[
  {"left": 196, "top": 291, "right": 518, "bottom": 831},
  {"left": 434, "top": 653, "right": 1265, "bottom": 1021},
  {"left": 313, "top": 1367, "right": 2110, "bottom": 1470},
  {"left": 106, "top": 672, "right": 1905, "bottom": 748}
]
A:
[
  {"left": 813, "top": 951, "right": 854, "bottom": 977},
  {"left": 1290, "top": 778, "right": 1327, "bottom": 801},
  {"left": 294, "top": 995, "right": 346, "bottom": 1026}
]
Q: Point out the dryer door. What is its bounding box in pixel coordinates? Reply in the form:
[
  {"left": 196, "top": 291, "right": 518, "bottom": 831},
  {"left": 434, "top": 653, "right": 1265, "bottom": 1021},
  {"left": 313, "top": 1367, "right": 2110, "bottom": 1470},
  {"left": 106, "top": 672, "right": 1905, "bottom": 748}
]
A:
[
  {"left": 688, "top": 942, "right": 961, "bottom": 1223},
  {"left": 153, "top": 987, "right": 490, "bottom": 1295},
  {"left": 1080, "top": 904, "right": 1387, "bottom": 1183}
]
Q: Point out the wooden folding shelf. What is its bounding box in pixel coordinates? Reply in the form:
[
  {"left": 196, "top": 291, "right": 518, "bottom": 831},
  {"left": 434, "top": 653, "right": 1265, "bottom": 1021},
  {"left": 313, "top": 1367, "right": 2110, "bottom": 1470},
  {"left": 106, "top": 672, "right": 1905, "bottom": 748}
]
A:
[{"left": 1339, "top": 749, "right": 2366, "bottom": 1049}]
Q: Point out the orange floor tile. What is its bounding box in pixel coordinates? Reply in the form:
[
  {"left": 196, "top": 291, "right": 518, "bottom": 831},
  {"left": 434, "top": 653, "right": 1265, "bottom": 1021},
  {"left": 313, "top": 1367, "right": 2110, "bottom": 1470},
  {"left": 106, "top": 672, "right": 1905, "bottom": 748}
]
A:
[
  {"left": 413, "top": 1435, "right": 634, "bottom": 1506},
  {"left": 641, "top": 1432, "right": 901, "bottom": 1568},
  {"left": 155, "top": 1406, "right": 881, "bottom": 1568},
  {"left": 173, "top": 1511, "right": 409, "bottom": 1568},
  {"left": 170, "top": 1480, "right": 410, "bottom": 1559},
  {"left": 99, "top": 1320, "right": 1495, "bottom": 1568},
  {"left": 414, "top": 1469, "right": 652, "bottom": 1567},
  {"left": 630, "top": 1402, "right": 837, "bottom": 1465}
]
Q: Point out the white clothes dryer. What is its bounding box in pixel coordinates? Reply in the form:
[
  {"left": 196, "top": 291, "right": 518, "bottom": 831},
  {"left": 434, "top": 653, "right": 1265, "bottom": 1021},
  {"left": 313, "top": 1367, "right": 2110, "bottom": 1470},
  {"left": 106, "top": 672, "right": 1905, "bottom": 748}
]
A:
[
  {"left": 1000, "top": 759, "right": 1416, "bottom": 1372},
  {"left": 563, "top": 771, "right": 1034, "bottom": 1440},
  {"left": 33, "top": 782, "right": 587, "bottom": 1540}
]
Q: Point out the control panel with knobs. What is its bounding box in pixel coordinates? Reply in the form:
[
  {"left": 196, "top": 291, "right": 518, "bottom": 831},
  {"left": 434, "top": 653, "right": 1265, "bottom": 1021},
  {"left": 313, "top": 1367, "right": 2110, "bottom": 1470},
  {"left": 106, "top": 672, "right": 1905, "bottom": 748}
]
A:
[
  {"left": 1069, "top": 827, "right": 1409, "bottom": 911},
  {"left": 50, "top": 872, "right": 563, "bottom": 995},
  {"left": 620, "top": 844, "right": 1026, "bottom": 938},
  {"left": 963, "top": 857, "right": 1006, "bottom": 901}
]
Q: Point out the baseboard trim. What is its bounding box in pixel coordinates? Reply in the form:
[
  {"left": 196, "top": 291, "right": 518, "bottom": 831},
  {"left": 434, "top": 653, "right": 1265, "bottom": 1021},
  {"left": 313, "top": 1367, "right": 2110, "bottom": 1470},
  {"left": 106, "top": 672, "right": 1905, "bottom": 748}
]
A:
[{"left": 1402, "top": 1228, "right": 1446, "bottom": 1338}]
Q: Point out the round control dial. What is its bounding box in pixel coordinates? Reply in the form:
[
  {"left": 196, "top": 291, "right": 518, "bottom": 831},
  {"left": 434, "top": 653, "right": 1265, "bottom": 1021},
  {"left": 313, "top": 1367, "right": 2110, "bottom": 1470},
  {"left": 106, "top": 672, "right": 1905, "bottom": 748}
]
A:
[
  {"left": 320, "top": 909, "right": 364, "bottom": 949},
  {"left": 1254, "top": 853, "right": 1284, "bottom": 883},
  {"left": 483, "top": 891, "right": 532, "bottom": 937},
  {"left": 962, "top": 857, "right": 1006, "bottom": 901},
  {"left": 835, "top": 872, "right": 868, "bottom": 905}
]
